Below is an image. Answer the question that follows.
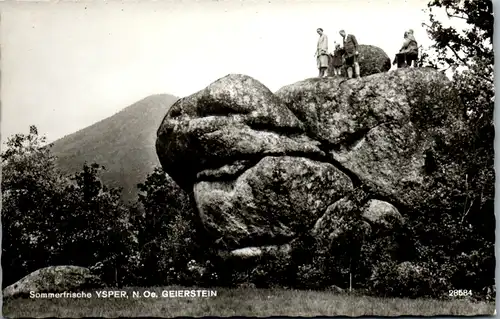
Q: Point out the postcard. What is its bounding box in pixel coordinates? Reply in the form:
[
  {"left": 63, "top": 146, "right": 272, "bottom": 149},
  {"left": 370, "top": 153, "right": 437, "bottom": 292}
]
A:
[{"left": 1, "top": 0, "right": 495, "bottom": 317}]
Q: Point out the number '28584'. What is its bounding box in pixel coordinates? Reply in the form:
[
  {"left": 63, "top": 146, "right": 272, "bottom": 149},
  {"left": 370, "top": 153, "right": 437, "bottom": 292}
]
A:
[{"left": 449, "top": 289, "right": 472, "bottom": 297}]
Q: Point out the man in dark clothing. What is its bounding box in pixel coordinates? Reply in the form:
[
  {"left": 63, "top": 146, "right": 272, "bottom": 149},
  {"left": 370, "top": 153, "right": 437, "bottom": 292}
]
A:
[
  {"left": 339, "top": 29, "right": 360, "bottom": 78},
  {"left": 393, "top": 52, "right": 407, "bottom": 69}
]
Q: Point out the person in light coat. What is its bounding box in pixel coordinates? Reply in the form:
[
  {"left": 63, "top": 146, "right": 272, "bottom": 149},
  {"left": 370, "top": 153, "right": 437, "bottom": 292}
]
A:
[{"left": 315, "top": 28, "right": 329, "bottom": 78}]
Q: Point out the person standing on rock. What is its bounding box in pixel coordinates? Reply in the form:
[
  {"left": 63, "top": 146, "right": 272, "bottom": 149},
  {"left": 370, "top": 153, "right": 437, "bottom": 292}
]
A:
[
  {"left": 331, "top": 43, "right": 344, "bottom": 76},
  {"left": 315, "top": 28, "right": 329, "bottom": 78},
  {"left": 340, "top": 29, "right": 360, "bottom": 78}
]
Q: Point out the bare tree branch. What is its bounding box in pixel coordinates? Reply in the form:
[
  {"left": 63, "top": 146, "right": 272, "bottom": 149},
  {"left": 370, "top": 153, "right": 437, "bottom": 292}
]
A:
[
  {"left": 445, "top": 43, "right": 468, "bottom": 64},
  {"left": 461, "top": 199, "right": 474, "bottom": 224},
  {"left": 445, "top": 7, "right": 468, "bottom": 20},
  {"left": 451, "top": 5, "right": 475, "bottom": 19}
]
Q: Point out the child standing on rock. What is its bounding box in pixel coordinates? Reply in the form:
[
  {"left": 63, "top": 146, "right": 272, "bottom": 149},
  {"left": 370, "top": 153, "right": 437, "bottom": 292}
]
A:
[{"left": 331, "top": 43, "right": 344, "bottom": 76}]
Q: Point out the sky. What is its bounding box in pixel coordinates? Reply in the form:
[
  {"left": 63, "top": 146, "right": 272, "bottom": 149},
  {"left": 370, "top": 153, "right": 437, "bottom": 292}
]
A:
[{"left": 1, "top": 0, "right": 450, "bottom": 144}]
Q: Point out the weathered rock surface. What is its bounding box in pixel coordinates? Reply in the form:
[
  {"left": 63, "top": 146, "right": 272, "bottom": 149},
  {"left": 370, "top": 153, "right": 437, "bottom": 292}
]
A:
[
  {"left": 312, "top": 197, "right": 371, "bottom": 249},
  {"left": 156, "top": 68, "right": 465, "bottom": 258},
  {"left": 276, "top": 68, "right": 465, "bottom": 207},
  {"left": 229, "top": 244, "right": 292, "bottom": 259},
  {"left": 311, "top": 196, "right": 406, "bottom": 259},
  {"left": 329, "top": 44, "right": 391, "bottom": 77},
  {"left": 156, "top": 74, "right": 321, "bottom": 191},
  {"left": 3, "top": 266, "right": 102, "bottom": 298},
  {"left": 362, "top": 199, "right": 403, "bottom": 229},
  {"left": 195, "top": 156, "right": 352, "bottom": 249}
]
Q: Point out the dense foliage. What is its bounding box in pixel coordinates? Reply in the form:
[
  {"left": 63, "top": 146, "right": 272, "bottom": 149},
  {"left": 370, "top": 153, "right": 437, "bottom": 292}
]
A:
[
  {"left": 126, "top": 167, "right": 211, "bottom": 286},
  {"left": 1, "top": 128, "right": 211, "bottom": 288},
  {"left": 2, "top": 127, "right": 134, "bottom": 287},
  {"left": 415, "top": 0, "right": 495, "bottom": 299}
]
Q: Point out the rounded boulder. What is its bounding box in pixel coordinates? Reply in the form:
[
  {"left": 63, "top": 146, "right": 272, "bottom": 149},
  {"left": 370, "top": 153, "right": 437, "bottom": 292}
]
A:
[{"left": 329, "top": 44, "right": 391, "bottom": 77}]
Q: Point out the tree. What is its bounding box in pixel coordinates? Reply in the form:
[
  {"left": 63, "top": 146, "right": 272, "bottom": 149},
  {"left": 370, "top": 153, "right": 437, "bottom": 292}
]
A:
[
  {"left": 55, "top": 163, "right": 135, "bottom": 287},
  {"left": 2, "top": 126, "right": 63, "bottom": 285},
  {"left": 422, "top": 0, "right": 494, "bottom": 134},
  {"left": 423, "top": 0, "right": 493, "bottom": 78},
  {"left": 2, "top": 127, "right": 135, "bottom": 287},
  {"left": 422, "top": 0, "right": 494, "bottom": 236},
  {"left": 131, "top": 167, "right": 208, "bottom": 286},
  {"left": 414, "top": 0, "right": 495, "bottom": 297}
]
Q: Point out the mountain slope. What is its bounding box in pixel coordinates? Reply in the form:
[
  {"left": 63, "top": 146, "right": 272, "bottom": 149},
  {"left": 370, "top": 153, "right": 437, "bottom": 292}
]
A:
[{"left": 51, "top": 94, "right": 178, "bottom": 203}]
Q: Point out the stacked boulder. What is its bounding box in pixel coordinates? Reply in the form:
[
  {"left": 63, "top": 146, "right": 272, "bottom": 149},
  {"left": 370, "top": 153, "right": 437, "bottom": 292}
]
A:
[{"left": 156, "top": 68, "right": 465, "bottom": 284}]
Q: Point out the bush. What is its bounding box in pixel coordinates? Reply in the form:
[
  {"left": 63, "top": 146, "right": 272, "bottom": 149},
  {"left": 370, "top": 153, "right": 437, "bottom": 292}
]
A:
[
  {"left": 369, "top": 261, "right": 452, "bottom": 298},
  {"left": 250, "top": 250, "right": 293, "bottom": 288},
  {"left": 130, "top": 167, "right": 211, "bottom": 287}
]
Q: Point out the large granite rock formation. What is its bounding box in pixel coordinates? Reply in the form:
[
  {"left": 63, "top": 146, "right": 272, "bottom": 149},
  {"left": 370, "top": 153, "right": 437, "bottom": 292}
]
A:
[
  {"left": 156, "top": 68, "right": 465, "bottom": 261},
  {"left": 328, "top": 44, "right": 391, "bottom": 77}
]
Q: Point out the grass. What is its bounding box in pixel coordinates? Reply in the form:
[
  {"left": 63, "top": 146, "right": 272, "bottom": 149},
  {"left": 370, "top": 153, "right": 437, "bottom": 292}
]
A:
[{"left": 3, "top": 286, "right": 495, "bottom": 317}]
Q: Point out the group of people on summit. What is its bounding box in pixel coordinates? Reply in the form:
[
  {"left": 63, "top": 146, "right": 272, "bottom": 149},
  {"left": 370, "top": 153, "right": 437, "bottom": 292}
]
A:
[
  {"left": 315, "top": 28, "right": 418, "bottom": 79},
  {"left": 315, "top": 28, "right": 359, "bottom": 78}
]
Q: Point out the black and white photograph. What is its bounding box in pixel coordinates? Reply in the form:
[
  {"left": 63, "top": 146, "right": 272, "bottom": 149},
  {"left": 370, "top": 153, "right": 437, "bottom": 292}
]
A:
[{"left": 1, "top": 0, "right": 496, "bottom": 317}]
